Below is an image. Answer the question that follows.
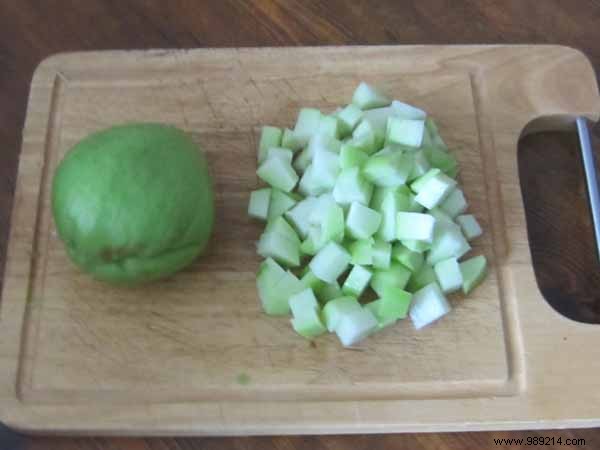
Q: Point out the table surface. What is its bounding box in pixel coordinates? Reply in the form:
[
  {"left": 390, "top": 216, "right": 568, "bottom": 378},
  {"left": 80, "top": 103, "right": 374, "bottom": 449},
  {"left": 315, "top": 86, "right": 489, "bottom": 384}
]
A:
[{"left": 1, "top": 1, "right": 600, "bottom": 448}]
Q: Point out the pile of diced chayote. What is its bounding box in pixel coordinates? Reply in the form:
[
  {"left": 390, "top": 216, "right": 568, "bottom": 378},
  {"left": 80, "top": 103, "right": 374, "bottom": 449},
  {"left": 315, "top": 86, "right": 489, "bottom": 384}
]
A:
[{"left": 248, "top": 82, "right": 487, "bottom": 347}]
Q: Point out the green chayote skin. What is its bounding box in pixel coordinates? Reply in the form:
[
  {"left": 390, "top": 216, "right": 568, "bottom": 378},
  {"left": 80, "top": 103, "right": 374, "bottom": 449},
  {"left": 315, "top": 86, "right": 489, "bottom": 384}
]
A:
[{"left": 51, "top": 123, "right": 214, "bottom": 284}]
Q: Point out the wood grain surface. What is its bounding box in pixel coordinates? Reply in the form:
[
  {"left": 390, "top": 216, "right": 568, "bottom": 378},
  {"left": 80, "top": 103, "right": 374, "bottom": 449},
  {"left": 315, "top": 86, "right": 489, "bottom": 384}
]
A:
[
  {"left": 0, "top": 0, "right": 599, "bottom": 449},
  {"left": 8, "top": 42, "right": 600, "bottom": 435}
]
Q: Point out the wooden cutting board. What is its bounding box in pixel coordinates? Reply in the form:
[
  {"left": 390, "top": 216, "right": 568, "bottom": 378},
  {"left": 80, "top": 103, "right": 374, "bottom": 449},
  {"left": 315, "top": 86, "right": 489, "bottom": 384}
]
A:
[{"left": 1, "top": 45, "right": 600, "bottom": 435}]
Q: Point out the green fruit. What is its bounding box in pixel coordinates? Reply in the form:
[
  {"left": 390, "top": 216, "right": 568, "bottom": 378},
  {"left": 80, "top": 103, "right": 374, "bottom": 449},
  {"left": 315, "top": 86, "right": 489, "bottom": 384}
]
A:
[{"left": 52, "top": 123, "right": 214, "bottom": 284}]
